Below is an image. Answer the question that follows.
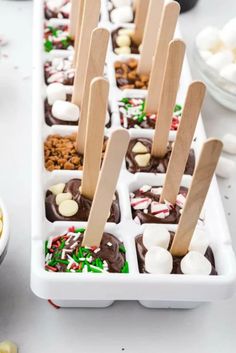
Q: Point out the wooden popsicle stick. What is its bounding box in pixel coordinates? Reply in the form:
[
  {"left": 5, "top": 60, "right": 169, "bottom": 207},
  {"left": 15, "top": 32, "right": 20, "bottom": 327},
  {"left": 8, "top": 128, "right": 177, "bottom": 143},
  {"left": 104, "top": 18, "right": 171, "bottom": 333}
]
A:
[
  {"left": 81, "top": 78, "right": 109, "bottom": 200},
  {"left": 72, "top": 0, "right": 101, "bottom": 106},
  {"left": 151, "top": 39, "right": 185, "bottom": 158},
  {"left": 72, "top": 0, "right": 85, "bottom": 68},
  {"left": 133, "top": 0, "right": 139, "bottom": 11},
  {"left": 137, "top": 0, "right": 164, "bottom": 75},
  {"left": 145, "top": 1, "right": 180, "bottom": 114},
  {"left": 160, "top": 81, "right": 206, "bottom": 204},
  {"left": 132, "top": 0, "right": 150, "bottom": 45},
  {"left": 82, "top": 129, "right": 130, "bottom": 247},
  {"left": 170, "top": 139, "right": 223, "bottom": 257},
  {"left": 69, "top": 0, "right": 79, "bottom": 38},
  {"left": 76, "top": 28, "right": 109, "bottom": 154}
]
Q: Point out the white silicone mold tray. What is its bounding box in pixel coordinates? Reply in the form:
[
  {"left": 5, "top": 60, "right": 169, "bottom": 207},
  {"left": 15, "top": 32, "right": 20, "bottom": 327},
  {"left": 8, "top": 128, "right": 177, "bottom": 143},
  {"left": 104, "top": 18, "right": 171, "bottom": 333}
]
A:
[{"left": 31, "top": 0, "right": 236, "bottom": 309}]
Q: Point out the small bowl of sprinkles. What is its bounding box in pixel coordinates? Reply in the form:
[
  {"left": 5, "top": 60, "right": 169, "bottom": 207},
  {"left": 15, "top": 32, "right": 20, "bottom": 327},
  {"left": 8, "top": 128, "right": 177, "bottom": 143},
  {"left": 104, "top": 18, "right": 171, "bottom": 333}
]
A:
[
  {"left": 45, "top": 227, "right": 129, "bottom": 274},
  {"left": 0, "top": 199, "right": 9, "bottom": 265}
]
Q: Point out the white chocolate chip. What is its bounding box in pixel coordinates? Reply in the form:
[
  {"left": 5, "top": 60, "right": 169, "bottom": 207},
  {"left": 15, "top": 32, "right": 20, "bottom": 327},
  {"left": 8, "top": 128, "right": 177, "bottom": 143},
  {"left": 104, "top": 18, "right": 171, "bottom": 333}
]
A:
[
  {"left": 55, "top": 192, "right": 72, "bottom": 205},
  {"left": 49, "top": 183, "right": 65, "bottom": 195},
  {"left": 116, "top": 34, "right": 131, "bottom": 47},
  {"left": 132, "top": 141, "right": 148, "bottom": 153},
  {"left": 118, "top": 28, "right": 134, "bottom": 36},
  {"left": 115, "top": 46, "right": 131, "bottom": 55},
  {"left": 58, "top": 200, "right": 78, "bottom": 217},
  {"left": 135, "top": 153, "right": 151, "bottom": 167},
  {"left": 0, "top": 341, "right": 18, "bottom": 353}
]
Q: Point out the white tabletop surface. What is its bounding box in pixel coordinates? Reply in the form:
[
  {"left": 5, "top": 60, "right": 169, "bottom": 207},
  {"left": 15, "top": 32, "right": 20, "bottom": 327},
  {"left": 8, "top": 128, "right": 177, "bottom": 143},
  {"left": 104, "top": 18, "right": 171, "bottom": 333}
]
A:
[{"left": 0, "top": 1, "right": 236, "bottom": 352}]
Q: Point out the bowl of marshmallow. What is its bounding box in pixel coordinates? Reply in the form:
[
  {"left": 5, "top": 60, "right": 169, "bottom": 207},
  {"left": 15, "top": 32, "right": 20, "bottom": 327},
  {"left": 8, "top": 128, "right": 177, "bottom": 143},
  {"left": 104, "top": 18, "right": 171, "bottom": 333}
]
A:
[
  {"left": 195, "top": 17, "right": 236, "bottom": 111},
  {"left": 0, "top": 199, "right": 9, "bottom": 266}
]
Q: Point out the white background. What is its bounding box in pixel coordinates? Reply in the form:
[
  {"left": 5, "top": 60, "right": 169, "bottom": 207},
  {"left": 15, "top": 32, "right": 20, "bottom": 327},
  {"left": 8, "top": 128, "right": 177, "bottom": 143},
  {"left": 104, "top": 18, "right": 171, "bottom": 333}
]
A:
[{"left": 0, "top": 1, "right": 236, "bottom": 352}]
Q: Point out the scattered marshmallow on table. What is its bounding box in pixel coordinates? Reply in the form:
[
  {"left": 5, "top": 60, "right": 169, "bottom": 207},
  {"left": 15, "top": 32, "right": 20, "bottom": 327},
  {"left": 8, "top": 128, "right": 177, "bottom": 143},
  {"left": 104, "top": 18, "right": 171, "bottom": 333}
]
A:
[
  {"left": 180, "top": 251, "right": 212, "bottom": 275},
  {"left": 0, "top": 341, "right": 18, "bottom": 353},
  {"left": 143, "top": 224, "right": 171, "bottom": 250},
  {"left": 52, "top": 100, "right": 80, "bottom": 121},
  {"left": 145, "top": 246, "right": 173, "bottom": 274},
  {"left": 47, "top": 82, "right": 66, "bottom": 105},
  {"left": 222, "top": 133, "right": 236, "bottom": 154},
  {"left": 110, "top": 6, "right": 133, "bottom": 24},
  {"left": 216, "top": 156, "right": 235, "bottom": 178}
]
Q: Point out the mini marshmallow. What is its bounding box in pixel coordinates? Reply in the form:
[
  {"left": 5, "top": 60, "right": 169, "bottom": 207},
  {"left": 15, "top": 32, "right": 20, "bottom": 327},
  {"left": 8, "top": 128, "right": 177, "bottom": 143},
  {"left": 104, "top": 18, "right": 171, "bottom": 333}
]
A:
[
  {"left": 115, "top": 46, "right": 131, "bottom": 55},
  {"left": 116, "top": 34, "right": 131, "bottom": 47},
  {"left": 0, "top": 341, "right": 18, "bottom": 353},
  {"left": 196, "top": 26, "right": 221, "bottom": 51},
  {"left": 206, "top": 51, "right": 233, "bottom": 71},
  {"left": 189, "top": 228, "right": 209, "bottom": 254},
  {"left": 220, "top": 64, "right": 236, "bottom": 84},
  {"left": 52, "top": 100, "right": 80, "bottom": 122},
  {"left": 143, "top": 224, "right": 170, "bottom": 250},
  {"left": 49, "top": 183, "right": 65, "bottom": 195},
  {"left": 110, "top": 6, "right": 133, "bottom": 24},
  {"left": 220, "top": 22, "right": 236, "bottom": 49},
  {"left": 56, "top": 192, "right": 72, "bottom": 205},
  {"left": 58, "top": 200, "right": 78, "bottom": 217},
  {"left": 112, "top": 0, "right": 131, "bottom": 7},
  {"left": 47, "top": 83, "right": 66, "bottom": 105},
  {"left": 222, "top": 133, "right": 236, "bottom": 154},
  {"left": 145, "top": 246, "right": 173, "bottom": 274},
  {"left": 180, "top": 251, "right": 212, "bottom": 275},
  {"left": 216, "top": 156, "right": 235, "bottom": 178}
]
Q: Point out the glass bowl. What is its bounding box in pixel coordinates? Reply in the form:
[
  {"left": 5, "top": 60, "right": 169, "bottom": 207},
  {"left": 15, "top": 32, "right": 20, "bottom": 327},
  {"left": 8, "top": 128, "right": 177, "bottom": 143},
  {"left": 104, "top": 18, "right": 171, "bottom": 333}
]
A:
[{"left": 194, "top": 45, "right": 236, "bottom": 111}]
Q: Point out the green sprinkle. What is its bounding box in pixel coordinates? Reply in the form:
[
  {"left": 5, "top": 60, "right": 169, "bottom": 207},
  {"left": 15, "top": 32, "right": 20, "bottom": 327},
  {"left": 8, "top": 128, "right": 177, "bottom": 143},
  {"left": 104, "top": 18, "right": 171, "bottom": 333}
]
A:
[
  {"left": 56, "top": 259, "right": 69, "bottom": 265},
  {"left": 45, "top": 241, "right": 49, "bottom": 255},
  {"left": 137, "top": 113, "right": 146, "bottom": 123},
  {"left": 59, "top": 240, "right": 66, "bottom": 250},
  {"left": 121, "top": 98, "right": 129, "bottom": 104},
  {"left": 90, "top": 267, "right": 102, "bottom": 273},
  {"left": 96, "top": 258, "right": 104, "bottom": 269},
  {"left": 48, "top": 260, "right": 57, "bottom": 267},
  {"left": 174, "top": 104, "right": 182, "bottom": 112},
  {"left": 73, "top": 254, "right": 78, "bottom": 263},
  {"left": 119, "top": 244, "right": 126, "bottom": 254},
  {"left": 44, "top": 40, "right": 53, "bottom": 52},
  {"left": 121, "top": 261, "right": 129, "bottom": 273},
  {"left": 48, "top": 26, "right": 58, "bottom": 37},
  {"left": 75, "top": 228, "right": 85, "bottom": 233}
]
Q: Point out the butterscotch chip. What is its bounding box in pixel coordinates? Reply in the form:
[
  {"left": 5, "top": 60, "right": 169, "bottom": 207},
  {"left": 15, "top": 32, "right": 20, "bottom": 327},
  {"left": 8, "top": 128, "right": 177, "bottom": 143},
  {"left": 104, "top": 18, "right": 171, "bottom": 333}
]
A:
[
  {"left": 114, "top": 61, "right": 122, "bottom": 69},
  {"left": 127, "top": 71, "right": 137, "bottom": 82},
  {"left": 127, "top": 59, "right": 137, "bottom": 69},
  {"left": 135, "top": 81, "right": 144, "bottom": 88},
  {"left": 140, "top": 74, "right": 149, "bottom": 83},
  {"left": 71, "top": 156, "right": 81, "bottom": 164},
  {"left": 64, "top": 162, "right": 74, "bottom": 170}
]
